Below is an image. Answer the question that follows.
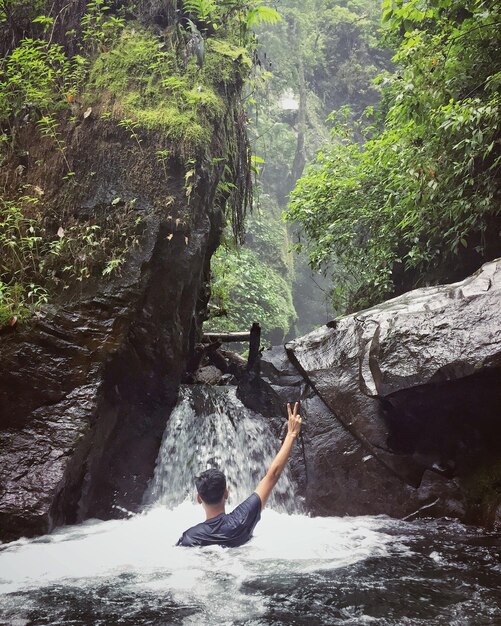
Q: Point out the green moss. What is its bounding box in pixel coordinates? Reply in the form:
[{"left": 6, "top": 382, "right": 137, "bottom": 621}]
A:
[
  {"left": 86, "top": 29, "right": 250, "bottom": 153},
  {"left": 185, "top": 86, "right": 224, "bottom": 117},
  {"left": 204, "top": 39, "right": 251, "bottom": 85},
  {"left": 208, "top": 39, "right": 250, "bottom": 64},
  {"left": 134, "top": 106, "right": 208, "bottom": 142},
  {"left": 461, "top": 459, "right": 501, "bottom": 511}
]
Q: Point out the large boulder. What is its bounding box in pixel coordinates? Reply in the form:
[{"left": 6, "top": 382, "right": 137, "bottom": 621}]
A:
[{"left": 244, "top": 259, "right": 501, "bottom": 524}]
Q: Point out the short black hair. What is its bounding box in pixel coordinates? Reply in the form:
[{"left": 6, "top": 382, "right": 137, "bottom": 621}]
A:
[{"left": 195, "top": 469, "right": 226, "bottom": 505}]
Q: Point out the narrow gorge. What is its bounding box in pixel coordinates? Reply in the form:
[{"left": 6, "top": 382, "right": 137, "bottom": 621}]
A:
[{"left": 1, "top": 0, "right": 501, "bottom": 624}]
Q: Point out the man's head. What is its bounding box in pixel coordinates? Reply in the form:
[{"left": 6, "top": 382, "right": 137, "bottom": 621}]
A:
[{"left": 195, "top": 468, "right": 227, "bottom": 505}]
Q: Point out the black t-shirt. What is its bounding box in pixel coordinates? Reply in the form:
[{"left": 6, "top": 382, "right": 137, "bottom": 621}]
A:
[{"left": 177, "top": 493, "right": 262, "bottom": 548}]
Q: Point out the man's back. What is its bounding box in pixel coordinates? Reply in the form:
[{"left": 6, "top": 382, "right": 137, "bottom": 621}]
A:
[
  {"left": 177, "top": 493, "right": 261, "bottom": 547},
  {"left": 177, "top": 402, "right": 301, "bottom": 548}
]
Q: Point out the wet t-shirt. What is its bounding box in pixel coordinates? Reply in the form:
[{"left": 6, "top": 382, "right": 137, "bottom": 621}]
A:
[{"left": 177, "top": 493, "right": 262, "bottom": 548}]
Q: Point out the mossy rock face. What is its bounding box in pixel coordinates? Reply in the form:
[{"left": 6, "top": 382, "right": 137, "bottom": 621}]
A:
[
  {"left": 86, "top": 29, "right": 251, "bottom": 155},
  {"left": 0, "top": 16, "right": 253, "bottom": 326},
  {"left": 0, "top": 0, "right": 255, "bottom": 540},
  {"left": 204, "top": 39, "right": 251, "bottom": 86}
]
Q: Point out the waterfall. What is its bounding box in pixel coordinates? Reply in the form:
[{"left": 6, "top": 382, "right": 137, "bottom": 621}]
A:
[{"left": 143, "top": 385, "right": 298, "bottom": 513}]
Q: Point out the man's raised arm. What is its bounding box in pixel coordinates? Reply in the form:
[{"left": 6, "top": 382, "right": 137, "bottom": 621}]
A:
[{"left": 254, "top": 402, "right": 302, "bottom": 509}]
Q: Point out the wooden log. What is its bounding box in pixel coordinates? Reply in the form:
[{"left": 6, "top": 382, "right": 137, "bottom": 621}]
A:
[
  {"left": 206, "top": 347, "right": 229, "bottom": 373},
  {"left": 200, "top": 323, "right": 261, "bottom": 373},
  {"left": 220, "top": 349, "right": 247, "bottom": 369},
  {"left": 201, "top": 331, "right": 252, "bottom": 343}
]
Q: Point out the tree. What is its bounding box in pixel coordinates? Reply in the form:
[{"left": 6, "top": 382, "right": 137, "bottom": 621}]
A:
[{"left": 287, "top": 0, "right": 501, "bottom": 312}]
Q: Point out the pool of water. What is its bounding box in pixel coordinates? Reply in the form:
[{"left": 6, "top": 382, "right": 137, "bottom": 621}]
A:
[
  {"left": 3, "top": 385, "right": 501, "bottom": 625},
  {"left": 1, "top": 504, "right": 500, "bottom": 625}
]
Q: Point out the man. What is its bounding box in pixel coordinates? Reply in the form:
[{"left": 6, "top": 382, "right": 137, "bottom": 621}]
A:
[{"left": 176, "top": 402, "right": 302, "bottom": 547}]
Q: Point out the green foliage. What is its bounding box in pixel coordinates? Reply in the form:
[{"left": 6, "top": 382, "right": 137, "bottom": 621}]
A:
[
  {"left": 0, "top": 37, "right": 84, "bottom": 123},
  {"left": 0, "top": 0, "right": 45, "bottom": 55},
  {"left": 287, "top": 0, "right": 501, "bottom": 312},
  {"left": 202, "top": 0, "right": 383, "bottom": 337},
  {"left": 0, "top": 280, "right": 47, "bottom": 327},
  {"left": 245, "top": 4, "right": 281, "bottom": 29},
  {"left": 117, "top": 117, "right": 143, "bottom": 150},
  {"left": 227, "top": 0, "right": 385, "bottom": 331},
  {"left": 0, "top": 35, "right": 87, "bottom": 170},
  {"left": 183, "top": 0, "right": 218, "bottom": 24},
  {"left": 0, "top": 195, "right": 47, "bottom": 325},
  {"left": 206, "top": 244, "right": 296, "bottom": 342},
  {"left": 246, "top": 0, "right": 389, "bottom": 214},
  {"left": 205, "top": 38, "right": 251, "bottom": 80},
  {"left": 205, "top": 192, "right": 296, "bottom": 341},
  {"left": 37, "top": 114, "right": 73, "bottom": 172},
  {"left": 81, "top": 0, "right": 125, "bottom": 51},
  {"left": 0, "top": 0, "right": 256, "bottom": 160},
  {"left": 86, "top": 29, "right": 250, "bottom": 153},
  {"left": 0, "top": 0, "right": 257, "bottom": 327},
  {"left": 182, "top": 0, "right": 280, "bottom": 38},
  {"left": 0, "top": 194, "right": 142, "bottom": 326},
  {"left": 245, "top": 194, "right": 293, "bottom": 276}
]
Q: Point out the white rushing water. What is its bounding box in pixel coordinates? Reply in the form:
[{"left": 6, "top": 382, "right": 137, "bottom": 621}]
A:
[
  {"left": 143, "top": 385, "right": 298, "bottom": 511},
  {"left": 0, "top": 505, "right": 395, "bottom": 623},
  {"left": 0, "top": 385, "right": 398, "bottom": 624},
  {"left": 2, "top": 385, "right": 501, "bottom": 625}
]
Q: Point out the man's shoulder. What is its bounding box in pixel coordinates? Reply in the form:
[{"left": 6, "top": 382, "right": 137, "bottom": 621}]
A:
[
  {"left": 229, "top": 492, "right": 262, "bottom": 518},
  {"left": 225, "top": 492, "right": 262, "bottom": 532},
  {"left": 177, "top": 493, "right": 262, "bottom": 548}
]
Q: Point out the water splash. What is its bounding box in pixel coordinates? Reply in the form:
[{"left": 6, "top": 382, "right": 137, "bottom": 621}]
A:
[
  {"left": 1, "top": 385, "right": 501, "bottom": 624},
  {"left": 0, "top": 505, "right": 395, "bottom": 624},
  {"left": 144, "top": 385, "right": 298, "bottom": 512}
]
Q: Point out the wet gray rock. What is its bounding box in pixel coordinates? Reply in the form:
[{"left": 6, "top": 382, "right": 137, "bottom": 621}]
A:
[
  {"left": 0, "top": 179, "right": 222, "bottom": 541},
  {"left": 290, "top": 257, "right": 501, "bottom": 399},
  {"left": 0, "top": 118, "right": 243, "bottom": 541},
  {"left": 242, "top": 259, "right": 501, "bottom": 523},
  {"left": 0, "top": 385, "right": 97, "bottom": 539},
  {"left": 194, "top": 366, "right": 224, "bottom": 385}
]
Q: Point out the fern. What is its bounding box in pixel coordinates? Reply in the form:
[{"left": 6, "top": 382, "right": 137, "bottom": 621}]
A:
[
  {"left": 183, "top": 0, "right": 217, "bottom": 22},
  {"left": 246, "top": 5, "right": 281, "bottom": 29}
]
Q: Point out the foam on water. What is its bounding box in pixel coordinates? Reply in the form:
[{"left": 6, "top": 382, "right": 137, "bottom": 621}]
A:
[
  {"left": 0, "top": 385, "right": 395, "bottom": 622},
  {"left": 0, "top": 503, "right": 393, "bottom": 622},
  {"left": 2, "top": 385, "right": 501, "bottom": 624}
]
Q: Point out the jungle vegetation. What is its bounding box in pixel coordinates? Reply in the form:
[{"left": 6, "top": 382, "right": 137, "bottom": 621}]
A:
[
  {"left": 2, "top": 0, "right": 499, "bottom": 332},
  {"left": 207, "top": 0, "right": 390, "bottom": 340},
  {"left": 0, "top": 0, "right": 274, "bottom": 326},
  {"left": 287, "top": 0, "right": 501, "bottom": 312}
]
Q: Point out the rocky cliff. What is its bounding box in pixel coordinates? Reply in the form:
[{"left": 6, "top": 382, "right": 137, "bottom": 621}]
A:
[
  {"left": 0, "top": 3, "right": 251, "bottom": 541},
  {"left": 241, "top": 259, "right": 501, "bottom": 526}
]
